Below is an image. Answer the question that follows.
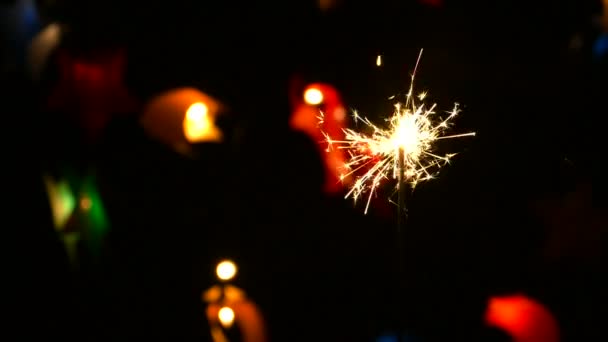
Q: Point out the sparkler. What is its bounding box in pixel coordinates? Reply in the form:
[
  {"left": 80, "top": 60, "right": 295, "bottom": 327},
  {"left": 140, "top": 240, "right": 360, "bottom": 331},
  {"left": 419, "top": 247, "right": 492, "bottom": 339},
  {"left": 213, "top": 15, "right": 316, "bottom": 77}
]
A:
[{"left": 321, "top": 50, "right": 475, "bottom": 220}]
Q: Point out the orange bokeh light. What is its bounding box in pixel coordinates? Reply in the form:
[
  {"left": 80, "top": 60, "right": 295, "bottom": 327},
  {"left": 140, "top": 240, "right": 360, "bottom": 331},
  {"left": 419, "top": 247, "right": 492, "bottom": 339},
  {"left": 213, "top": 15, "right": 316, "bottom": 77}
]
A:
[{"left": 485, "top": 294, "right": 559, "bottom": 342}]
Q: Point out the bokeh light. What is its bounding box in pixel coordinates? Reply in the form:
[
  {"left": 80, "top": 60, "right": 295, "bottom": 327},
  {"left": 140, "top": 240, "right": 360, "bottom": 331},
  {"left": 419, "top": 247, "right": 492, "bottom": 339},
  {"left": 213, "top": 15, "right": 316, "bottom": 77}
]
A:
[
  {"left": 184, "top": 102, "right": 212, "bottom": 142},
  {"left": 304, "top": 87, "right": 324, "bottom": 105},
  {"left": 216, "top": 260, "right": 237, "bottom": 281},
  {"left": 218, "top": 306, "right": 235, "bottom": 328}
]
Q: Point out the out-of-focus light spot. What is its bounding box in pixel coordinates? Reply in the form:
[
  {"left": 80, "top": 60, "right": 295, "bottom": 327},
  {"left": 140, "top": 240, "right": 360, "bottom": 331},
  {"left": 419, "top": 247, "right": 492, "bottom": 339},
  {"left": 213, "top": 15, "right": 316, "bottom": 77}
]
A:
[
  {"left": 202, "top": 285, "right": 222, "bottom": 303},
  {"left": 224, "top": 285, "right": 246, "bottom": 302},
  {"left": 43, "top": 176, "right": 75, "bottom": 231},
  {"left": 376, "top": 55, "right": 382, "bottom": 66},
  {"left": 593, "top": 34, "right": 608, "bottom": 59},
  {"left": 218, "top": 306, "right": 235, "bottom": 328},
  {"left": 80, "top": 196, "right": 92, "bottom": 210},
  {"left": 216, "top": 260, "right": 237, "bottom": 281},
  {"left": 28, "top": 22, "right": 62, "bottom": 80},
  {"left": 183, "top": 102, "right": 216, "bottom": 143},
  {"left": 485, "top": 294, "right": 559, "bottom": 342},
  {"left": 304, "top": 87, "right": 324, "bottom": 105}
]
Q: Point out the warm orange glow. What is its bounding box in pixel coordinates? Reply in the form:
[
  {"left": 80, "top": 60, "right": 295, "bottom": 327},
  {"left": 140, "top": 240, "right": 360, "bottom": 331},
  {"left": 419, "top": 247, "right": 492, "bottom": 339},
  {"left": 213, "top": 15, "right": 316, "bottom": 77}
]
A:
[
  {"left": 216, "top": 260, "right": 237, "bottom": 281},
  {"left": 28, "top": 23, "right": 62, "bottom": 80},
  {"left": 485, "top": 294, "right": 559, "bottom": 342},
  {"left": 203, "top": 285, "right": 246, "bottom": 303},
  {"left": 141, "top": 88, "right": 223, "bottom": 153},
  {"left": 291, "top": 82, "right": 349, "bottom": 194},
  {"left": 206, "top": 299, "right": 267, "bottom": 342},
  {"left": 304, "top": 87, "right": 324, "bottom": 105}
]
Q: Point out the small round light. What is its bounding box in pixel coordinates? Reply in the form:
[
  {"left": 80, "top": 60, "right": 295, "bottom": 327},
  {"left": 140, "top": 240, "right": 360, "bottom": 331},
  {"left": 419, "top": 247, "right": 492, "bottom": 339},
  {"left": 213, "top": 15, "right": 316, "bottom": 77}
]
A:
[
  {"left": 304, "top": 87, "right": 324, "bottom": 105},
  {"left": 216, "top": 260, "right": 237, "bottom": 281},
  {"left": 218, "top": 306, "right": 235, "bottom": 328}
]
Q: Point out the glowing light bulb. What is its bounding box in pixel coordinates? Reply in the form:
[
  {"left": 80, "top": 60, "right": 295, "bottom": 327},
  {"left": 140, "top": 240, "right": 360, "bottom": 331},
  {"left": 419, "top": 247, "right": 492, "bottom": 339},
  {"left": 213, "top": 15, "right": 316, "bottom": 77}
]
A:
[
  {"left": 216, "top": 260, "right": 237, "bottom": 281},
  {"left": 218, "top": 306, "right": 235, "bottom": 328},
  {"left": 304, "top": 88, "right": 324, "bottom": 105}
]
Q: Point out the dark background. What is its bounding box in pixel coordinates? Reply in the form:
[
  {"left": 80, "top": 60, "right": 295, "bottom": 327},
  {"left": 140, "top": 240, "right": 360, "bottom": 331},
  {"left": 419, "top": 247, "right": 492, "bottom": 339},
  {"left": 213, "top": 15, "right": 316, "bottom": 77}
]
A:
[{"left": 3, "top": 0, "right": 608, "bottom": 341}]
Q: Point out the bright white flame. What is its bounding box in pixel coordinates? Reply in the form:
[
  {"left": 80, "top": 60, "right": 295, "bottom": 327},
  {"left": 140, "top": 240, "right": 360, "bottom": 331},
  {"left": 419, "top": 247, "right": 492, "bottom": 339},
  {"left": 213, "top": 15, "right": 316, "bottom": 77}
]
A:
[
  {"left": 304, "top": 88, "right": 324, "bottom": 105},
  {"left": 216, "top": 260, "right": 237, "bottom": 281},
  {"left": 218, "top": 306, "right": 235, "bottom": 328},
  {"left": 376, "top": 55, "right": 382, "bottom": 66}
]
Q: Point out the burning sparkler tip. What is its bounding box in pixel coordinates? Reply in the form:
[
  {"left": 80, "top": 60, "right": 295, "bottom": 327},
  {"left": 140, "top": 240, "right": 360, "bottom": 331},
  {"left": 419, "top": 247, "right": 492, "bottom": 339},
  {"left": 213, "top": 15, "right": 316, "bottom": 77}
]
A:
[{"left": 319, "top": 52, "right": 475, "bottom": 213}]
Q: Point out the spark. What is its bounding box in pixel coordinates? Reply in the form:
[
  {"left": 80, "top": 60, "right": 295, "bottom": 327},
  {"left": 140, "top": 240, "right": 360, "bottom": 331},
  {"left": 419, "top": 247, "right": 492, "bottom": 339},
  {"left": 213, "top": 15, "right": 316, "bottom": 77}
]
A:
[{"left": 321, "top": 50, "right": 475, "bottom": 213}]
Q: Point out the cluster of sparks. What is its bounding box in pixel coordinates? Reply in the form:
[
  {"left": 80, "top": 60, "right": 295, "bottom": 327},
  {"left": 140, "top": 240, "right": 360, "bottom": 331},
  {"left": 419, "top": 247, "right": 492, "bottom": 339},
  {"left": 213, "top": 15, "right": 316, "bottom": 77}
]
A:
[{"left": 321, "top": 50, "right": 475, "bottom": 213}]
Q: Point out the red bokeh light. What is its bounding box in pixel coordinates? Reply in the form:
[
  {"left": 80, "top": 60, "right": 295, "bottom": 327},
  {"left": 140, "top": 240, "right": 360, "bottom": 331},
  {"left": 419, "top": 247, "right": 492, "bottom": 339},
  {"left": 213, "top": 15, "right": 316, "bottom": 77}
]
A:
[{"left": 485, "top": 294, "right": 559, "bottom": 342}]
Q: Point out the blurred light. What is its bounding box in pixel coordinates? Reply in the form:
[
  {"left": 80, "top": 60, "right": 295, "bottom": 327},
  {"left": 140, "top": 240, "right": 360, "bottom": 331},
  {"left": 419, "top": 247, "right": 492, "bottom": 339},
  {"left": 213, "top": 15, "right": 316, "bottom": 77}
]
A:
[
  {"left": 43, "top": 176, "right": 75, "bottom": 231},
  {"left": 19, "top": 0, "right": 39, "bottom": 28},
  {"left": 143, "top": 88, "right": 223, "bottom": 152},
  {"left": 184, "top": 102, "right": 212, "bottom": 141},
  {"left": 334, "top": 107, "right": 346, "bottom": 121},
  {"left": 593, "top": 34, "right": 608, "bottom": 59},
  {"left": 218, "top": 307, "right": 235, "bottom": 328},
  {"left": 28, "top": 22, "right": 61, "bottom": 80},
  {"left": 216, "top": 260, "right": 237, "bottom": 281},
  {"left": 202, "top": 285, "right": 222, "bottom": 303},
  {"left": 80, "top": 196, "right": 92, "bottom": 210},
  {"left": 486, "top": 294, "right": 559, "bottom": 342},
  {"left": 304, "top": 87, "right": 324, "bottom": 105},
  {"left": 376, "top": 55, "right": 382, "bottom": 66},
  {"left": 224, "top": 285, "right": 246, "bottom": 301}
]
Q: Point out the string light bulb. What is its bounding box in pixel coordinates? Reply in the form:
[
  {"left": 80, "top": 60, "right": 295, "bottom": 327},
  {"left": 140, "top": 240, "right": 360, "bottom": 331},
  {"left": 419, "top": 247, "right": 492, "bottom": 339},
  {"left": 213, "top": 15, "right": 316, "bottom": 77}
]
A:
[
  {"left": 216, "top": 260, "right": 237, "bottom": 281},
  {"left": 304, "top": 87, "right": 324, "bottom": 105},
  {"left": 218, "top": 306, "right": 235, "bottom": 328}
]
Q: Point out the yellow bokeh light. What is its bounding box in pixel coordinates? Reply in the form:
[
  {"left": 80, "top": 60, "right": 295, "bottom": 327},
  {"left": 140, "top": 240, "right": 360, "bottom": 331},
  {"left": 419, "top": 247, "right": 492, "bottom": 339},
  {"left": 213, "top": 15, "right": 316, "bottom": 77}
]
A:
[
  {"left": 216, "top": 260, "right": 237, "bottom": 281},
  {"left": 183, "top": 102, "right": 213, "bottom": 142},
  {"left": 376, "top": 55, "right": 382, "bottom": 66},
  {"left": 304, "top": 88, "right": 324, "bottom": 105},
  {"left": 218, "top": 306, "right": 235, "bottom": 328}
]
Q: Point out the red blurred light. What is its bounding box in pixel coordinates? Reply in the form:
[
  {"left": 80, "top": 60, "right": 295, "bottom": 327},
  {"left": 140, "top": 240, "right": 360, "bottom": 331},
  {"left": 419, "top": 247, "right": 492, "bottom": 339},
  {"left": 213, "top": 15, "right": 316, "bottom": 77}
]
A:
[{"left": 485, "top": 294, "right": 559, "bottom": 342}]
